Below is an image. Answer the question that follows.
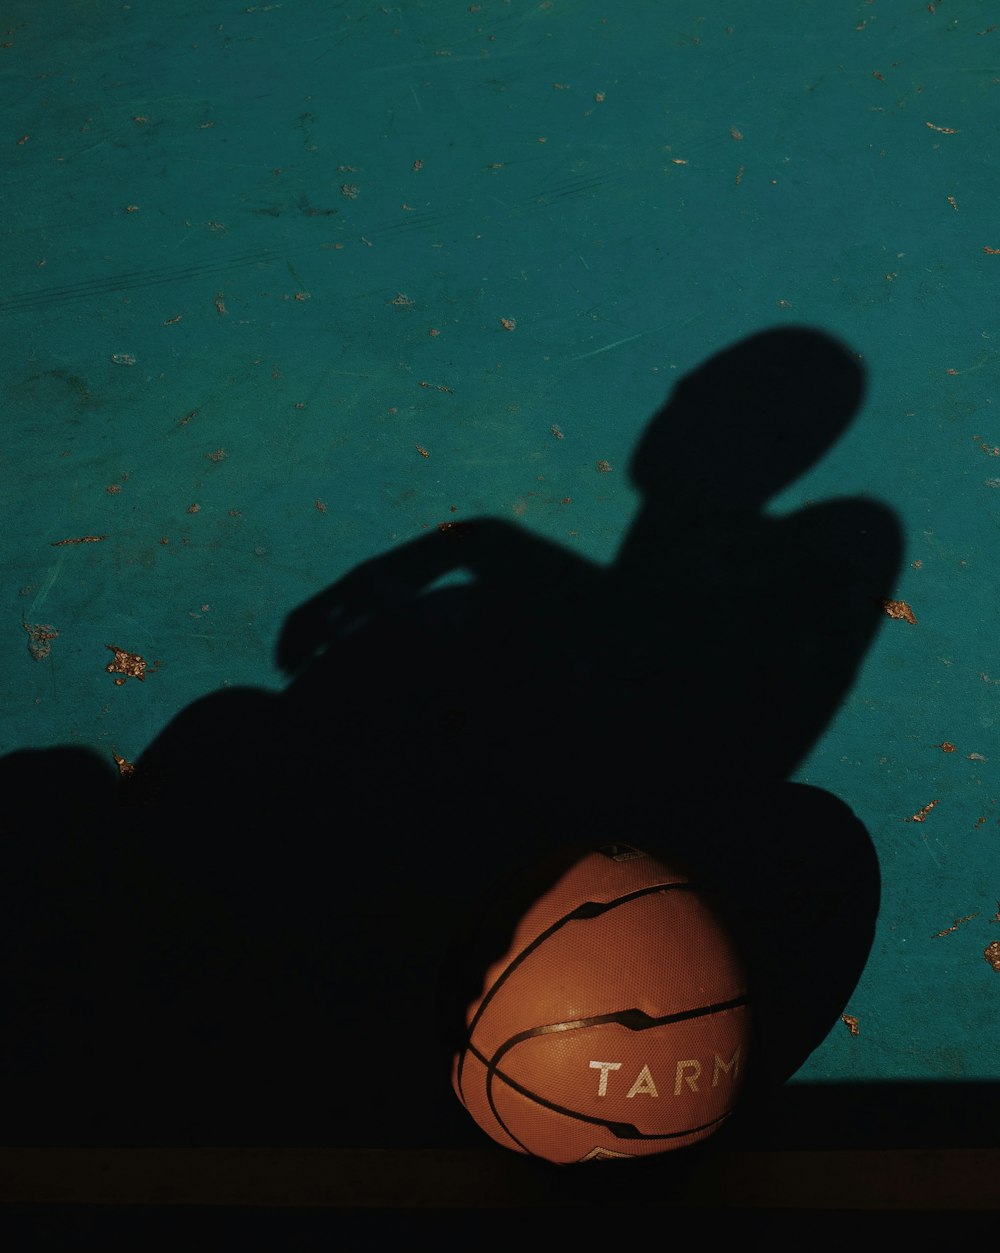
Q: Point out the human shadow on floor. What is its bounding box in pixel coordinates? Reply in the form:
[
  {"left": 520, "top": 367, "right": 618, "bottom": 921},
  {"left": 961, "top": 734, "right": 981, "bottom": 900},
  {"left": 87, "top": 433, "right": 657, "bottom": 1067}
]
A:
[{"left": 0, "top": 327, "right": 903, "bottom": 1149}]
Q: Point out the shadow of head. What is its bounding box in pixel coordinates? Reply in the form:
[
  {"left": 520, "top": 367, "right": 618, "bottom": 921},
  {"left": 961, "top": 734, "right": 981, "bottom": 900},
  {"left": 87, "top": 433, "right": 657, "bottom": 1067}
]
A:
[{"left": 629, "top": 327, "right": 865, "bottom": 507}]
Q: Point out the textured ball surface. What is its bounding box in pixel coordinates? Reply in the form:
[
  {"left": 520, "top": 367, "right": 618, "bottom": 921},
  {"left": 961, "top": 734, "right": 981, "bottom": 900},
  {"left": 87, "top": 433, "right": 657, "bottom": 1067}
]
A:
[{"left": 451, "top": 843, "right": 750, "bottom": 1164}]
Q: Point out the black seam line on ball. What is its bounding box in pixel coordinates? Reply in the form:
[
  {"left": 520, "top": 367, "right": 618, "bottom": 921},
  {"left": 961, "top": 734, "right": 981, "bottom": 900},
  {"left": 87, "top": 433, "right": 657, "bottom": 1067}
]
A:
[
  {"left": 465, "top": 994, "right": 750, "bottom": 1075},
  {"left": 464, "top": 882, "right": 696, "bottom": 1047},
  {"left": 494, "top": 995, "right": 751, "bottom": 1062}
]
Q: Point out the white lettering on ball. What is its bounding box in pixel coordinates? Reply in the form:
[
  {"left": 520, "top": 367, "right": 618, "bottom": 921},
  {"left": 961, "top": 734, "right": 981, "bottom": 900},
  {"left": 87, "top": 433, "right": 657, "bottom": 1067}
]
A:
[
  {"left": 674, "top": 1060, "right": 701, "bottom": 1094},
  {"left": 588, "top": 1061, "right": 622, "bottom": 1096},
  {"left": 626, "top": 1064, "right": 659, "bottom": 1099},
  {"left": 587, "top": 1051, "right": 741, "bottom": 1099}
]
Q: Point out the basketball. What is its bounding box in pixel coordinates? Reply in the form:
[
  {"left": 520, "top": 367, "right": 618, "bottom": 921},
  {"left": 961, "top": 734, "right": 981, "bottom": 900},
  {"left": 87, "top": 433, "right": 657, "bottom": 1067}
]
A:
[{"left": 451, "top": 843, "right": 751, "bottom": 1164}]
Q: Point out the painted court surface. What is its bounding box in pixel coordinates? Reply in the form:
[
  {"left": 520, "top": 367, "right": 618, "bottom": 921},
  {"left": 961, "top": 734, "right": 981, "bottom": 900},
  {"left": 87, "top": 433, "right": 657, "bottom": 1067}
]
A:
[{"left": 2, "top": 0, "right": 998, "bottom": 1170}]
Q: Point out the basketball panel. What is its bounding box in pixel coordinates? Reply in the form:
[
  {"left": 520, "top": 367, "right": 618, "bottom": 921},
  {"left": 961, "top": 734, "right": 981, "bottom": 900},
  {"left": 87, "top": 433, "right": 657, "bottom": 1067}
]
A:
[
  {"left": 451, "top": 1048, "right": 528, "bottom": 1155},
  {"left": 486, "top": 1071, "right": 729, "bottom": 1164},
  {"left": 471, "top": 890, "right": 747, "bottom": 1057},
  {"left": 497, "top": 1010, "right": 749, "bottom": 1138},
  {"left": 471, "top": 848, "right": 691, "bottom": 1006}
]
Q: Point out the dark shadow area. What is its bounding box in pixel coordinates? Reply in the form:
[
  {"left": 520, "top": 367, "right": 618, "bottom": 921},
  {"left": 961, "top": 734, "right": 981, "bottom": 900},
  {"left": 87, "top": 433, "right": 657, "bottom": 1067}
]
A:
[
  {"left": 730, "top": 1080, "right": 1000, "bottom": 1151},
  {"left": 1, "top": 326, "right": 929, "bottom": 1158},
  {"left": 1, "top": 1202, "right": 993, "bottom": 1246}
]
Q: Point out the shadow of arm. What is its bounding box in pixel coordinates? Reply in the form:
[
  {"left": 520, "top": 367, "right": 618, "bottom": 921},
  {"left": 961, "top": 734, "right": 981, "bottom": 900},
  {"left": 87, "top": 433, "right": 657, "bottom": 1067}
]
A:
[{"left": 275, "top": 517, "right": 591, "bottom": 676}]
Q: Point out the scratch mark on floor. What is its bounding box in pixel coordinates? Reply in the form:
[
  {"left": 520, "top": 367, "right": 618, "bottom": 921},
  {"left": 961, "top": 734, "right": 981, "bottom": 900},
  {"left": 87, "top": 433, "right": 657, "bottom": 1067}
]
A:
[
  {"left": 566, "top": 324, "right": 669, "bottom": 363},
  {"left": 28, "top": 559, "right": 64, "bottom": 616}
]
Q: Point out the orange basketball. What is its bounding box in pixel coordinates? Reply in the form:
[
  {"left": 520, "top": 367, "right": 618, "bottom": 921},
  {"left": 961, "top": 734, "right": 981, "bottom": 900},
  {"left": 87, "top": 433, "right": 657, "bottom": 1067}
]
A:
[{"left": 451, "top": 843, "right": 751, "bottom": 1164}]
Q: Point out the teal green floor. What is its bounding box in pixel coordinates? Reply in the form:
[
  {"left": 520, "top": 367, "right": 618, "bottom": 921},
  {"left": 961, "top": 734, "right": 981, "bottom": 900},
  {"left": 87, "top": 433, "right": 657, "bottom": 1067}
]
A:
[{"left": 3, "top": 0, "right": 999, "bottom": 1125}]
